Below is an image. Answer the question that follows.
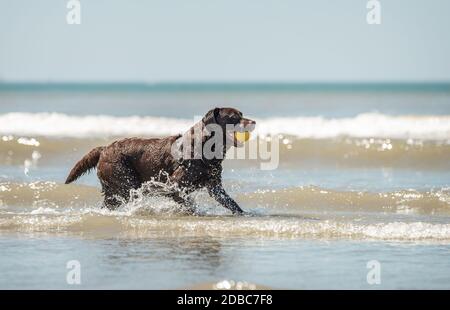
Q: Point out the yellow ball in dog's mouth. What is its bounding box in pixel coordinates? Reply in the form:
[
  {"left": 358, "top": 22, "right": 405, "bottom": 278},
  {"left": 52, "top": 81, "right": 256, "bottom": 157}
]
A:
[{"left": 234, "top": 131, "right": 251, "bottom": 143}]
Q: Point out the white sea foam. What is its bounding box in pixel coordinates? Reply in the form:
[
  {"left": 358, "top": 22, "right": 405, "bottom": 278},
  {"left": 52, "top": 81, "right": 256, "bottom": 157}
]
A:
[
  {"left": 1, "top": 211, "right": 449, "bottom": 241},
  {"left": 254, "top": 113, "right": 450, "bottom": 140},
  {"left": 0, "top": 112, "right": 450, "bottom": 140}
]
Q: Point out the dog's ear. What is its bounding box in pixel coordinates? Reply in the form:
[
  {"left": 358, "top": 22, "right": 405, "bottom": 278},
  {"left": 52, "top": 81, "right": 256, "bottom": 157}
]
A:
[{"left": 202, "top": 108, "right": 220, "bottom": 125}]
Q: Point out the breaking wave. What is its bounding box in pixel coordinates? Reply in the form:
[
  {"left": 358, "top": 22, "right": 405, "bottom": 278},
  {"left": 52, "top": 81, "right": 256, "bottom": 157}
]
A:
[
  {"left": 1, "top": 212, "right": 449, "bottom": 241},
  {"left": 1, "top": 112, "right": 450, "bottom": 140}
]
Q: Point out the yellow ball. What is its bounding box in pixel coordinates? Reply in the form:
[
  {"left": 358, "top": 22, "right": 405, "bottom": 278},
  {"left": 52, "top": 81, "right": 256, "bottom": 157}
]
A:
[{"left": 234, "top": 131, "right": 251, "bottom": 143}]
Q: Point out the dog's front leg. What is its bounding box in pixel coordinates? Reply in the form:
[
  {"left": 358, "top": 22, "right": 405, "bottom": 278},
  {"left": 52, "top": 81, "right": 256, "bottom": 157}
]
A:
[
  {"left": 169, "top": 192, "right": 196, "bottom": 215},
  {"left": 207, "top": 183, "right": 244, "bottom": 215}
]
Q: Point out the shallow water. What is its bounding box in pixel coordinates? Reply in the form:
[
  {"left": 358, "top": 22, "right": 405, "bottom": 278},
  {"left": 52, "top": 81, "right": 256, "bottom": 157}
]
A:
[
  {"left": 0, "top": 87, "right": 449, "bottom": 289},
  {"left": 1, "top": 235, "right": 449, "bottom": 289}
]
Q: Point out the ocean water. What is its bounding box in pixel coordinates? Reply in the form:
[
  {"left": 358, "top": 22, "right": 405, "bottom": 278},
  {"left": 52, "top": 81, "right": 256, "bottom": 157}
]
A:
[{"left": 0, "top": 84, "right": 450, "bottom": 289}]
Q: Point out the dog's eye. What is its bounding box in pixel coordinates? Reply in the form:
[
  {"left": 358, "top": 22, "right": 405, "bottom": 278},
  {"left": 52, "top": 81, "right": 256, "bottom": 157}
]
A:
[{"left": 232, "top": 115, "right": 241, "bottom": 122}]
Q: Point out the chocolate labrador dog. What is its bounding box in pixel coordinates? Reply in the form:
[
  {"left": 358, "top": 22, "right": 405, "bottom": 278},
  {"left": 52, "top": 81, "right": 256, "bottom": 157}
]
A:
[{"left": 65, "top": 108, "right": 255, "bottom": 214}]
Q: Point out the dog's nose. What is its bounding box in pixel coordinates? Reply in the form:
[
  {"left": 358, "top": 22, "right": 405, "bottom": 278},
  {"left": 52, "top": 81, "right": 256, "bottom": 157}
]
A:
[
  {"left": 242, "top": 118, "right": 256, "bottom": 125},
  {"left": 241, "top": 118, "right": 256, "bottom": 130}
]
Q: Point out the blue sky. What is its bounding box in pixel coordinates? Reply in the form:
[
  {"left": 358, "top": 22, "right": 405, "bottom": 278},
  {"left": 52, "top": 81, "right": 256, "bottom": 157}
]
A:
[{"left": 0, "top": 0, "right": 449, "bottom": 82}]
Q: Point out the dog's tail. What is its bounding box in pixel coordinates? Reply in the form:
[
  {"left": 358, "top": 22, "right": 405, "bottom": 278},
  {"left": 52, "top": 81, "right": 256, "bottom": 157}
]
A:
[{"left": 65, "top": 146, "right": 105, "bottom": 184}]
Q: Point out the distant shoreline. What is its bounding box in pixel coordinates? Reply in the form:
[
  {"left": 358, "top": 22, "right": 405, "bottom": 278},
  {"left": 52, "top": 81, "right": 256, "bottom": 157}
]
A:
[{"left": 1, "top": 82, "right": 450, "bottom": 92}]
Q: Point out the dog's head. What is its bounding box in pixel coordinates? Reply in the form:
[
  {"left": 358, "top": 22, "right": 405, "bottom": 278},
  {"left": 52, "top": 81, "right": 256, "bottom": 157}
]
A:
[{"left": 202, "top": 107, "right": 256, "bottom": 148}]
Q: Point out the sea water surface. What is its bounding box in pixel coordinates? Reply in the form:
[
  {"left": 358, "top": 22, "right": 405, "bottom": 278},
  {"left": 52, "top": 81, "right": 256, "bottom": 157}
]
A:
[{"left": 0, "top": 84, "right": 449, "bottom": 289}]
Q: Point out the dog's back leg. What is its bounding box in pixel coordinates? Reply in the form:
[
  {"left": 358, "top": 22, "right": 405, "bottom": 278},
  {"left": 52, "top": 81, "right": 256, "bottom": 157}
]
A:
[{"left": 97, "top": 158, "right": 141, "bottom": 210}]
